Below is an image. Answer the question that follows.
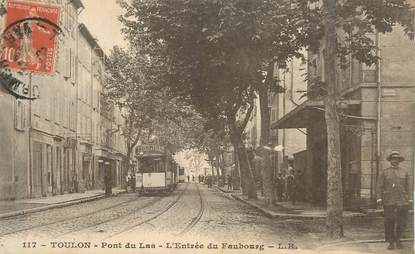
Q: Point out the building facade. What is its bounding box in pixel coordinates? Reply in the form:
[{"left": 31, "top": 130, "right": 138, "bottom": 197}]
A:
[
  {"left": 271, "top": 25, "right": 415, "bottom": 209},
  {"left": 0, "top": 0, "right": 126, "bottom": 200}
]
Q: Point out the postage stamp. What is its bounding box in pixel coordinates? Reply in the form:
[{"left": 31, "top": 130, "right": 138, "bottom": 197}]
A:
[{"left": 1, "top": 0, "right": 61, "bottom": 74}]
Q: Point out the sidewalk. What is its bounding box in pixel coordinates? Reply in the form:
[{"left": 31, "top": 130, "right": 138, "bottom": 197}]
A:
[
  {"left": 215, "top": 184, "right": 414, "bottom": 253},
  {"left": 0, "top": 188, "right": 126, "bottom": 219},
  {"left": 216, "top": 185, "right": 365, "bottom": 220}
]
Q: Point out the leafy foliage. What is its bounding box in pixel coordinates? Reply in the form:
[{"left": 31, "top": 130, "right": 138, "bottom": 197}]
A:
[{"left": 104, "top": 46, "right": 203, "bottom": 156}]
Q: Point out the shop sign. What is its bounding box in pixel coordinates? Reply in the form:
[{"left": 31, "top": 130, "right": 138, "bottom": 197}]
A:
[{"left": 1, "top": 0, "right": 61, "bottom": 74}]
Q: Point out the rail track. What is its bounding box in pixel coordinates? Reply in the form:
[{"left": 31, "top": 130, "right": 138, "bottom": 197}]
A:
[
  {"left": 103, "top": 182, "right": 190, "bottom": 240},
  {"left": 0, "top": 184, "right": 189, "bottom": 240},
  {"left": 178, "top": 183, "right": 205, "bottom": 235},
  {"left": 0, "top": 194, "right": 142, "bottom": 238}
]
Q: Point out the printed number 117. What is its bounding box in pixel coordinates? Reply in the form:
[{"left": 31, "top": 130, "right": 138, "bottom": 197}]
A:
[{"left": 22, "top": 242, "right": 37, "bottom": 248}]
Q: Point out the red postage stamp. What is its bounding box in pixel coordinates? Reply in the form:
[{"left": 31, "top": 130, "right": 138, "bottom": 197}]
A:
[{"left": 1, "top": 0, "right": 61, "bottom": 74}]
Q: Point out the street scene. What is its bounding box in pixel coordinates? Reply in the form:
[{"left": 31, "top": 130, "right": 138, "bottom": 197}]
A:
[
  {"left": 0, "top": 182, "right": 412, "bottom": 254},
  {"left": 0, "top": 0, "right": 414, "bottom": 254}
]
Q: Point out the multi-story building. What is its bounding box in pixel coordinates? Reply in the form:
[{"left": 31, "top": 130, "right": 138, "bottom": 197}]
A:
[
  {"left": 271, "top": 23, "right": 415, "bottom": 209},
  {"left": 244, "top": 59, "right": 307, "bottom": 179},
  {"left": 0, "top": 0, "right": 83, "bottom": 199},
  {"left": 0, "top": 0, "right": 126, "bottom": 200}
]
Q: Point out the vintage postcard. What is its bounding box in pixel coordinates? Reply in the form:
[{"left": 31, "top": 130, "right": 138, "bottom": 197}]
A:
[{"left": 0, "top": 0, "right": 413, "bottom": 254}]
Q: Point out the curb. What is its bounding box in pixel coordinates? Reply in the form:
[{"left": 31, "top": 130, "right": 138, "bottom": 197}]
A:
[
  {"left": 214, "top": 186, "right": 234, "bottom": 194},
  {"left": 0, "top": 190, "right": 126, "bottom": 220},
  {"left": 316, "top": 238, "right": 414, "bottom": 250},
  {"left": 231, "top": 194, "right": 366, "bottom": 220}
]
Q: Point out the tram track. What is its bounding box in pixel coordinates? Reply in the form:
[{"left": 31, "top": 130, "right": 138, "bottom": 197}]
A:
[
  {"left": 0, "top": 184, "right": 188, "bottom": 239},
  {"left": 103, "top": 182, "right": 190, "bottom": 240},
  {"left": 178, "top": 183, "right": 205, "bottom": 235},
  {"left": 0, "top": 194, "right": 143, "bottom": 238},
  {"left": 55, "top": 195, "right": 168, "bottom": 238}
]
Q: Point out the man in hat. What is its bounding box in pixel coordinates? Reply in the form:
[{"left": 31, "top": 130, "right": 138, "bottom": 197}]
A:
[{"left": 377, "top": 151, "right": 413, "bottom": 250}]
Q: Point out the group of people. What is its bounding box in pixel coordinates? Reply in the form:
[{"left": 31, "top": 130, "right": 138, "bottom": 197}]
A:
[
  {"left": 125, "top": 173, "right": 136, "bottom": 193},
  {"left": 198, "top": 175, "right": 213, "bottom": 188},
  {"left": 273, "top": 168, "right": 303, "bottom": 205}
]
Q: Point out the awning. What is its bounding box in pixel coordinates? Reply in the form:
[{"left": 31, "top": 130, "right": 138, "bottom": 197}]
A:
[{"left": 271, "top": 99, "right": 361, "bottom": 129}]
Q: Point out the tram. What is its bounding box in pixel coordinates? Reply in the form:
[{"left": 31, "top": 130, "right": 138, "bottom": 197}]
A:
[
  {"left": 135, "top": 145, "right": 177, "bottom": 194},
  {"left": 178, "top": 167, "right": 186, "bottom": 183}
]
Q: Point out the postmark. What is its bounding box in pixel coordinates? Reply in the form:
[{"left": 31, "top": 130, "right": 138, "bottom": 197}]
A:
[{"left": 0, "top": 71, "right": 39, "bottom": 100}]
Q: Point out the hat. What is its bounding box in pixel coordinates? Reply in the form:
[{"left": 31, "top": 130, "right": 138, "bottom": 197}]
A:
[{"left": 386, "top": 151, "right": 405, "bottom": 162}]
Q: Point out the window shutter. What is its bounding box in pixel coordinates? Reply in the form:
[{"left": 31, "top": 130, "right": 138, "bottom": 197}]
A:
[
  {"left": 64, "top": 47, "right": 71, "bottom": 78},
  {"left": 70, "top": 48, "right": 76, "bottom": 83}
]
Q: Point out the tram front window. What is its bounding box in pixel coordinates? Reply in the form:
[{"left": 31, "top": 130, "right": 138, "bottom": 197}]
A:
[{"left": 140, "top": 157, "right": 165, "bottom": 173}]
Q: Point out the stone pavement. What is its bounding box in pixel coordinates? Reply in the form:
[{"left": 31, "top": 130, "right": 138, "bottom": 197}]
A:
[
  {"left": 215, "top": 185, "right": 365, "bottom": 220},
  {"left": 215, "top": 184, "right": 414, "bottom": 253},
  {"left": 0, "top": 188, "right": 126, "bottom": 219},
  {"left": 316, "top": 239, "right": 414, "bottom": 254}
]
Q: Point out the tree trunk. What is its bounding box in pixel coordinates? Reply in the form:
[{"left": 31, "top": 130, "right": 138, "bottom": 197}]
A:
[
  {"left": 230, "top": 137, "right": 248, "bottom": 195},
  {"left": 125, "top": 146, "right": 132, "bottom": 188},
  {"left": 324, "top": 0, "right": 344, "bottom": 239},
  {"left": 230, "top": 130, "right": 257, "bottom": 199},
  {"left": 215, "top": 152, "right": 222, "bottom": 177},
  {"left": 233, "top": 147, "right": 242, "bottom": 191},
  {"left": 258, "top": 62, "right": 276, "bottom": 206}
]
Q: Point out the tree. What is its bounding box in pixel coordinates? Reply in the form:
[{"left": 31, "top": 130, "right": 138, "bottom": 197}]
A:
[
  {"left": 119, "top": 0, "right": 264, "bottom": 199},
  {"left": 104, "top": 46, "right": 160, "bottom": 177},
  {"left": 104, "top": 46, "right": 204, "bottom": 179},
  {"left": 297, "top": 0, "right": 414, "bottom": 239},
  {"left": 118, "top": 0, "right": 414, "bottom": 236}
]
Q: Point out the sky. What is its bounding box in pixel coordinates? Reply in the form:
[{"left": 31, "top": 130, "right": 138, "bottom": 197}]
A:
[{"left": 78, "top": 0, "right": 126, "bottom": 53}]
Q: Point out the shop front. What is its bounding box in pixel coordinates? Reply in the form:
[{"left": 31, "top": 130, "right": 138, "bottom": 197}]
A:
[{"left": 271, "top": 99, "right": 365, "bottom": 210}]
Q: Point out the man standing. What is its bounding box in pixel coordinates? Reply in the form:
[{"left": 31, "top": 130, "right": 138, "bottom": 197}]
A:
[
  {"left": 286, "top": 168, "right": 296, "bottom": 205},
  {"left": 227, "top": 175, "right": 233, "bottom": 190},
  {"left": 274, "top": 173, "right": 284, "bottom": 202},
  {"left": 377, "top": 151, "right": 413, "bottom": 250},
  {"left": 104, "top": 163, "right": 112, "bottom": 196}
]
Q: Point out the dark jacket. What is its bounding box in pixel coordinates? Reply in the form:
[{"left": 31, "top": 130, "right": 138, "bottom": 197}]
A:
[{"left": 377, "top": 166, "right": 412, "bottom": 206}]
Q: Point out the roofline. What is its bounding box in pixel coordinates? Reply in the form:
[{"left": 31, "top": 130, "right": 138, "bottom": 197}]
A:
[
  {"left": 78, "top": 23, "right": 105, "bottom": 59},
  {"left": 70, "top": 0, "right": 85, "bottom": 10}
]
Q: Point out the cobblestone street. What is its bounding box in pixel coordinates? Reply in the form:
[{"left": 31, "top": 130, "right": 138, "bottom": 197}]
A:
[
  {"left": 0, "top": 184, "right": 413, "bottom": 254},
  {"left": 0, "top": 183, "right": 324, "bottom": 253}
]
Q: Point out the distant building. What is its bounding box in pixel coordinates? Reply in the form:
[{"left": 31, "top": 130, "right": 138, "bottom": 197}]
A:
[{"left": 244, "top": 59, "right": 307, "bottom": 179}]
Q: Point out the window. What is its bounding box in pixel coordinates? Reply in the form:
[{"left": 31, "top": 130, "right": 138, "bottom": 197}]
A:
[
  {"left": 59, "top": 92, "right": 64, "bottom": 124},
  {"left": 14, "top": 100, "right": 26, "bottom": 131},
  {"left": 361, "top": 62, "right": 376, "bottom": 83},
  {"left": 361, "top": 34, "right": 377, "bottom": 83},
  {"left": 64, "top": 47, "right": 71, "bottom": 78},
  {"left": 71, "top": 48, "right": 76, "bottom": 83}
]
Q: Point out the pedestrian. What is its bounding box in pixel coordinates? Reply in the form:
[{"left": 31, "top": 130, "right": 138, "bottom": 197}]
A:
[
  {"left": 227, "top": 175, "right": 233, "bottom": 190},
  {"left": 72, "top": 172, "right": 79, "bottom": 193},
  {"left": 125, "top": 173, "right": 131, "bottom": 192},
  {"left": 104, "top": 165, "right": 112, "bottom": 196},
  {"left": 207, "top": 175, "right": 212, "bottom": 188},
  {"left": 131, "top": 173, "right": 136, "bottom": 192},
  {"left": 274, "top": 173, "right": 284, "bottom": 202},
  {"left": 187, "top": 175, "right": 190, "bottom": 182},
  {"left": 286, "top": 168, "right": 296, "bottom": 205},
  {"left": 377, "top": 151, "right": 413, "bottom": 250}
]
